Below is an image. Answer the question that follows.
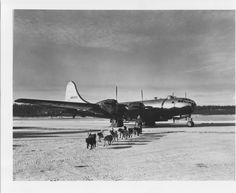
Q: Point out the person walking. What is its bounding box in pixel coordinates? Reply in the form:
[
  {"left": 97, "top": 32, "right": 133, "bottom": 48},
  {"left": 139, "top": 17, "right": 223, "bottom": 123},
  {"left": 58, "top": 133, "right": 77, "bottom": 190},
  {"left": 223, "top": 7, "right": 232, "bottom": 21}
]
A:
[{"left": 136, "top": 115, "right": 143, "bottom": 134}]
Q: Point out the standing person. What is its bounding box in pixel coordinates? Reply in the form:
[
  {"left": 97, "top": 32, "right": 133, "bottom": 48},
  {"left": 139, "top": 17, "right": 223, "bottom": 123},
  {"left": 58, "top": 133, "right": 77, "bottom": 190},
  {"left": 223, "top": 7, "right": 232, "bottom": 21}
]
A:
[{"left": 136, "top": 115, "right": 143, "bottom": 134}]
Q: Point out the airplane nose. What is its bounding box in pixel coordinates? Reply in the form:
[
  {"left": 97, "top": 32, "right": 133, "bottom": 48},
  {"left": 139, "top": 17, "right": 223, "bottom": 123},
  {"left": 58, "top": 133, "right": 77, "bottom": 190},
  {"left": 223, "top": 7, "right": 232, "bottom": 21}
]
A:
[{"left": 184, "top": 99, "right": 196, "bottom": 112}]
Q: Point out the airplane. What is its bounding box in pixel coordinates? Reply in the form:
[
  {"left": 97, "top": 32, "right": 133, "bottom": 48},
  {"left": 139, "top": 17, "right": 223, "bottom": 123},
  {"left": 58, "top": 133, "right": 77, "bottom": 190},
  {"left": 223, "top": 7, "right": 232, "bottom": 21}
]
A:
[{"left": 15, "top": 81, "right": 197, "bottom": 127}]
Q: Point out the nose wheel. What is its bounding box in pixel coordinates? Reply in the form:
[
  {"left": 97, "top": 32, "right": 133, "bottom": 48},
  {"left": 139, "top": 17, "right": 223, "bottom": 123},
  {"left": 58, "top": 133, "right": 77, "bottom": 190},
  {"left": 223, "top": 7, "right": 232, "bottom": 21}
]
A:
[{"left": 187, "top": 117, "right": 194, "bottom": 127}]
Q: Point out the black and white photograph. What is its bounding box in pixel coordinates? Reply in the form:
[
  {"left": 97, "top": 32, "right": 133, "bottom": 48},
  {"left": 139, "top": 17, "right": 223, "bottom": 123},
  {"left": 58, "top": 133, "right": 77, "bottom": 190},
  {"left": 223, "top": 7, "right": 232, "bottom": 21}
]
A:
[
  {"left": 1, "top": 0, "right": 236, "bottom": 192},
  {"left": 12, "top": 9, "right": 235, "bottom": 181}
]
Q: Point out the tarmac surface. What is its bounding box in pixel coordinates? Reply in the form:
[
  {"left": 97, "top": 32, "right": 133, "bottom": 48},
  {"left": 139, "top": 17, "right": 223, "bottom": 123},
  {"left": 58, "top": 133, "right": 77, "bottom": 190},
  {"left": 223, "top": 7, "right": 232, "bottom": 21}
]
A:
[{"left": 13, "top": 115, "right": 235, "bottom": 180}]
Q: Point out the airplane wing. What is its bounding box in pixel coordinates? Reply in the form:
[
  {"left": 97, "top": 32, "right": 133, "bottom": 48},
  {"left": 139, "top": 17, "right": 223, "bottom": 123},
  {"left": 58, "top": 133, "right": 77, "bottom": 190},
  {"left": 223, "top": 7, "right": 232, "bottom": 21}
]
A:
[
  {"left": 14, "top": 82, "right": 122, "bottom": 119},
  {"left": 15, "top": 98, "right": 101, "bottom": 112}
]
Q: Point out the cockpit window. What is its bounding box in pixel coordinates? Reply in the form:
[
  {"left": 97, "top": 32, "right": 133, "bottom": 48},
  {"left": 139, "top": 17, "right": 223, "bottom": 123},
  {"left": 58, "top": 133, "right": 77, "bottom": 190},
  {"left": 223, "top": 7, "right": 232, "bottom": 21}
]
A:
[{"left": 167, "top": 95, "right": 175, "bottom": 100}]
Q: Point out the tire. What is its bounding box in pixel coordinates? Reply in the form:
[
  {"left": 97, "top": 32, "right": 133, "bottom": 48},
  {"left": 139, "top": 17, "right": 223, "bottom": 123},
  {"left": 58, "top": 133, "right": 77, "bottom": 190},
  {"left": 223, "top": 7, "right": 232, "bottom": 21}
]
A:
[
  {"left": 187, "top": 121, "right": 194, "bottom": 127},
  {"left": 111, "top": 119, "right": 124, "bottom": 127}
]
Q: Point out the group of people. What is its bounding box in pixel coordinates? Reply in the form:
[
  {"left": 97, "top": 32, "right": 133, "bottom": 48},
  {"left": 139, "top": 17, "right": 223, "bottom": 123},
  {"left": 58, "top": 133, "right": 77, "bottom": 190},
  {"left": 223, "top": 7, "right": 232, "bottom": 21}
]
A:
[{"left": 85, "top": 118, "right": 143, "bottom": 150}]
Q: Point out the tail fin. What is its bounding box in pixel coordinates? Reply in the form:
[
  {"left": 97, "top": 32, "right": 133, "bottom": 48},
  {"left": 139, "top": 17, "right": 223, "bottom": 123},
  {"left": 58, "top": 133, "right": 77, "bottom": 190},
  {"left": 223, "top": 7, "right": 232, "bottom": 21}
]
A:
[{"left": 65, "top": 81, "right": 90, "bottom": 103}]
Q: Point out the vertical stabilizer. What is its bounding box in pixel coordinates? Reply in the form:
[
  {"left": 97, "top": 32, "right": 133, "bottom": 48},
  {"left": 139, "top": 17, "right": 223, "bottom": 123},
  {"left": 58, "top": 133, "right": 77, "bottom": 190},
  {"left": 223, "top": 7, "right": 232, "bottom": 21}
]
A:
[{"left": 65, "top": 81, "right": 89, "bottom": 103}]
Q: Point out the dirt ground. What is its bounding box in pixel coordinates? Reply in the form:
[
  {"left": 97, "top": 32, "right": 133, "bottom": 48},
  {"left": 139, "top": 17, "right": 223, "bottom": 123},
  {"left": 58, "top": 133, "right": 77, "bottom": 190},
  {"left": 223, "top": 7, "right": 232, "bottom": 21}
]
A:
[{"left": 13, "top": 116, "right": 235, "bottom": 180}]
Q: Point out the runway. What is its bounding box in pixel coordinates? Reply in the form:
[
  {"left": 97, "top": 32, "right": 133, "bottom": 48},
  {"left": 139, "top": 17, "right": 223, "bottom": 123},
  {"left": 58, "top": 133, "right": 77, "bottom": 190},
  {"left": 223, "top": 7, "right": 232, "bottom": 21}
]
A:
[{"left": 13, "top": 115, "right": 235, "bottom": 180}]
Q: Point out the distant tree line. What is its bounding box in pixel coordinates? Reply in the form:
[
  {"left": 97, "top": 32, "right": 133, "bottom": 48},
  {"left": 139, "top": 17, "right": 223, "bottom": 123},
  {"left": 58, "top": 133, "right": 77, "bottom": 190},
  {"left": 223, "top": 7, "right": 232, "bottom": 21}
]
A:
[
  {"left": 192, "top": 105, "right": 235, "bottom": 115},
  {"left": 13, "top": 104, "right": 235, "bottom": 117}
]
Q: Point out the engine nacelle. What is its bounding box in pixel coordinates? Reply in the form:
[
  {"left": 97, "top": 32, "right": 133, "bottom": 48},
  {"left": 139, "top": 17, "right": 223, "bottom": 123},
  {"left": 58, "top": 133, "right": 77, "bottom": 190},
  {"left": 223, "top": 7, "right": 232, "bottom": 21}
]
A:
[
  {"left": 97, "top": 99, "right": 117, "bottom": 115},
  {"left": 127, "top": 102, "right": 144, "bottom": 111},
  {"left": 97, "top": 99, "right": 127, "bottom": 116},
  {"left": 125, "top": 102, "right": 144, "bottom": 120}
]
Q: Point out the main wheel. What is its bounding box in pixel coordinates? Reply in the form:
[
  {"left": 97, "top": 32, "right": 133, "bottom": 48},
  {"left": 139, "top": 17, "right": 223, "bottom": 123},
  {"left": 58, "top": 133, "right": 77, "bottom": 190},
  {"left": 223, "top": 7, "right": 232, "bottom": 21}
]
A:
[
  {"left": 187, "top": 121, "right": 194, "bottom": 127},
  {"left": 111, "top": 119, "right": 124, "bottom": 127}
]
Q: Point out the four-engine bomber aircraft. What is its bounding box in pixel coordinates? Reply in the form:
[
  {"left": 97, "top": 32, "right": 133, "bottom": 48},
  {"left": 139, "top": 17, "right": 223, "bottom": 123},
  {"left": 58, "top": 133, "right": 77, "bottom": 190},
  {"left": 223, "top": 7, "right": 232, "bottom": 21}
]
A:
[{"left": 15, "top": 81, "right": 197, "bottom": 127}]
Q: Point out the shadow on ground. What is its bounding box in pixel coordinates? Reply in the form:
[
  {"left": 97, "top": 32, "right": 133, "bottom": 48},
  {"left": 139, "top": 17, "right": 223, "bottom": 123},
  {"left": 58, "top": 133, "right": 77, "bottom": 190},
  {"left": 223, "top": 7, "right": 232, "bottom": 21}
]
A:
[
  {"left": 144, "top": 122, "right": 235, "bottom": 128},
  {"left": 108, "top": 146, "right": 132, "bottom": 149},
  {"left": 75, "top": 165, "right": 89, "bottom": 168},
  {"left": 107, "top": 133, "right": 166, "bottom": 150},
  {"left": 13, "top": 128, "right": 100, "bottom": 139},
  {"left": 112, "top": 142, "right": 147, "bottom": 146}
]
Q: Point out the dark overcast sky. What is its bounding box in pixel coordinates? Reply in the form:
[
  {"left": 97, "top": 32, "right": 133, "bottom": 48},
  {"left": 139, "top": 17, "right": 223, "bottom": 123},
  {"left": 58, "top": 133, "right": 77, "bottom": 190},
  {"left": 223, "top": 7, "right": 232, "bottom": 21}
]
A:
[{"left": 13, "top": 10, "right": 235, "bottom": 105}]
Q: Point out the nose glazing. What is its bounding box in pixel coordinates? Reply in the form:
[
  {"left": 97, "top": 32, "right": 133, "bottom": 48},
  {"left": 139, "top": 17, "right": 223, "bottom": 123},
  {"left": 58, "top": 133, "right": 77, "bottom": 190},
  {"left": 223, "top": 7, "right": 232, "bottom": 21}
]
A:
[
  {"left": 190, "top": 100, "right": 196, "bottom": 111},
  {"left": 183, "top": 99, "right": 196, "bottom": 112}
]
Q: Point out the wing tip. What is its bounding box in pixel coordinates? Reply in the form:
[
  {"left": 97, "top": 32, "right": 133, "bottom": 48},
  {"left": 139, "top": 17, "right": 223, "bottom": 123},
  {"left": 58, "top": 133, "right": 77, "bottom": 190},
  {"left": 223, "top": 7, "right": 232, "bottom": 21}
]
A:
[
  {"left": 14, "top": 98, "right": 35, "bottom": 103},
  {"left": 14, "top": 98, "right": 24, "bottom": 103}
]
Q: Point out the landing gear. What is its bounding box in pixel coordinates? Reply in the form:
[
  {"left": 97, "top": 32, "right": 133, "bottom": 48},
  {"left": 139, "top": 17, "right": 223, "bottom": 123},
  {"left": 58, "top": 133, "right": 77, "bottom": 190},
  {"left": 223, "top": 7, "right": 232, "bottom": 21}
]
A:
[
  {"left": 186, "top": 117, "right": 194, "bottom": 127},
  {"left": 144, "top": 120, "right": 155, "bottom": 126},
  {"left": 110, "top": 118, "right": 124, "bottom": 127}
]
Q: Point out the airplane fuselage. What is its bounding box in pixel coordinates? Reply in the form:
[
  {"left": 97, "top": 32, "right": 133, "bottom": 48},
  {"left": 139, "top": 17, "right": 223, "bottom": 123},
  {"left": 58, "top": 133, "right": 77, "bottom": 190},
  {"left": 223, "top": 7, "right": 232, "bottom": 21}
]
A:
[{"left": 122, "top": 95, "right": 196, "bottom": 124}]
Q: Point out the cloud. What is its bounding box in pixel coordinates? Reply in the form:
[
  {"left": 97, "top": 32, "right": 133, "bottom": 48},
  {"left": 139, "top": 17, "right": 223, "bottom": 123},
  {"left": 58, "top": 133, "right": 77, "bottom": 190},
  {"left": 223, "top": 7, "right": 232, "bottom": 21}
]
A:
[
  {"left": 14, "top": 11, "right": 154, "bottom": 52},
  {"left": 14, "top": 10, "right": 234, "bottom": 55}
]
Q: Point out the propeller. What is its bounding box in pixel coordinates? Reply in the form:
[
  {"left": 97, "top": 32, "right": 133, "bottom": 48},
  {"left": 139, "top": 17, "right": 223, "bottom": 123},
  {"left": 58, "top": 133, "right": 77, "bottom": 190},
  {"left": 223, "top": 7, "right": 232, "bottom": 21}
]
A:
[
  {"left": 141, "top": 89, "right": 143, "bottom": 103},
  {"left": 116, "top": 86, "right": 118, "bottom": 101}
]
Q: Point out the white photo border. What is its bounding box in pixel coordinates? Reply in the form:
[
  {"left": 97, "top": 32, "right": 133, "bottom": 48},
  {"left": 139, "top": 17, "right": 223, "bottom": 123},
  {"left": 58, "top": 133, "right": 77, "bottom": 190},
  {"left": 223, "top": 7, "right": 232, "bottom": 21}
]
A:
[{"left": 1, "top": 0, "right": 235, "bottom": 193}]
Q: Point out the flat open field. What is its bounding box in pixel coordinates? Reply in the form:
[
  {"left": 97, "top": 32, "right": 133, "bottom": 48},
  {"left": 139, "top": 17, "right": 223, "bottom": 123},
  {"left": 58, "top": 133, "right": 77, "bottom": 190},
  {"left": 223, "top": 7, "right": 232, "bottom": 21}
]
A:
[{"left": 13, "top": 115, "right": 235, "bottom": 180}]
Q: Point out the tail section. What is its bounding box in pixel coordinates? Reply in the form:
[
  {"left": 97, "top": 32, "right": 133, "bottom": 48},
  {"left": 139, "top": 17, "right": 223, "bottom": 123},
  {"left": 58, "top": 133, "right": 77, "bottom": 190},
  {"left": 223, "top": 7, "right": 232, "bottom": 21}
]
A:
[{"left": 65, "top": 81, "right": 90, "bottom": 103}]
